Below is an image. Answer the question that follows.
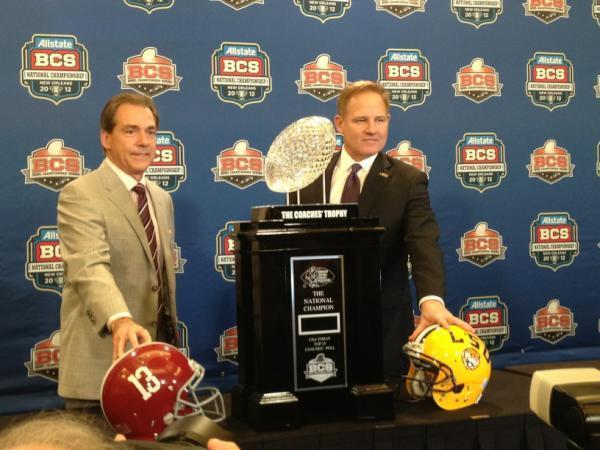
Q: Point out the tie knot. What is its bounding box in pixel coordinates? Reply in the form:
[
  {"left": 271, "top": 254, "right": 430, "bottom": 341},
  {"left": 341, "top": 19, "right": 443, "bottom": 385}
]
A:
[
  {"left": 350, "top": 163, "right": 361, "bottom": 175},
  {"left": 132, "top": 183, "right": 146, "bottom": 196}
]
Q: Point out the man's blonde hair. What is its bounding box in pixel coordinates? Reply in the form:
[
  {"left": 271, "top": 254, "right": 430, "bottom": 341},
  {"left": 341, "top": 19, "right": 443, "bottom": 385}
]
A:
[{"left": 336, "top": 81, "right": 390, "bottom": 116}]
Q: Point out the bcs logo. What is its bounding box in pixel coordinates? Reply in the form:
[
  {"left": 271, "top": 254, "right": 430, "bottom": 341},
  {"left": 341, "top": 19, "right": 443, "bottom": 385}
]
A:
[
  {"left": 20, "top": 34, "right": 91, "bottom": 105},
  {"left": 175, "top": 320, "right": 190, "bottom": 357},
  {"left": 378, "top": 49, "right": 431, "bottom": 110},
  {"left": 387, "top": 141, "right": 431, "bottom": 176},
  {"left": 455, "top": 133, "right": 507, "bottom": 192},
  {"left": 459, "top": 296, "right": 509, "bottom": 352},
  {"left": 173, "top": 244, "right": 187, "bottom": 274},
  {"left": 530, "top": 212, "right": 578, "bottom": 271},
  {"left": 215, "top": 222, "right": 238, "bottom": 282},
  {"left": 25, "top": 330, "right": 60, "bottom": 383},
  {"left": 26, "top": 226, "right": 63, "bottom": 295},
  {"left": 211, "top": 42, "right": 272, "bottom": 108},
  {"left": 296, "top": 54, "right": 347, "bottom": 102},
  {"left": 527, "top": 139, "right": 574, "bottom": 184},
  {"left": 594, "top": 1, "right": 600, "bottom": 26},
  {"left": 454, "top": 58, "right": 502, "bottom": 103},
  {"left": 212, "top": 140, "right": 265, "bottom": 189},
  {"left": 293, "top": 0, "right": 351, "bottom": 22},
  {"left": 375, "top": 0, "right": 427, "bottom": 20},
  {"left": 123, "top": 0, "right": 174, "bottom": 13},
  {"left": 523, "top": 0, "right": 570, "bottom": 24},
  {"left": 119, "top": 47, "right": 181, "bottom": 98},
  {"left": 451, "top": 0, "right": 503, "bottom": 28},
  {"left": 210, "top": 0, "right": 262, "bottom": 10},
  {"left": 457, "top": 222, "right": 507, "bottom": 268},
  {"left": 22, "top": 139, "right": 90, "bottom": 192},
  {"left": 530, "top": 299, "right": 577, "bottom": 344},
  {"left": 145, "top": 131, "right": 187, "bottom": 192},
  {"left": 214, "top": 326, "right": 238, "bottom": 365},
  {"left": 526, "top": 52, "right": 574, "bottom": 111}
]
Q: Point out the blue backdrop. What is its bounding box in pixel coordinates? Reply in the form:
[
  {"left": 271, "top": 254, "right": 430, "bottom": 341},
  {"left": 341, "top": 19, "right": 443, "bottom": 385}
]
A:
[{"left": 2, "top": 0, "right": 600, "bottom": 414}]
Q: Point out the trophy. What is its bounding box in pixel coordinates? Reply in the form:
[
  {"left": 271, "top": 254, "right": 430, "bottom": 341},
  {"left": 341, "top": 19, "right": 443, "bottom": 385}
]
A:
[{"left": 265, "top": 116, "right": 336, "bottom": 204}]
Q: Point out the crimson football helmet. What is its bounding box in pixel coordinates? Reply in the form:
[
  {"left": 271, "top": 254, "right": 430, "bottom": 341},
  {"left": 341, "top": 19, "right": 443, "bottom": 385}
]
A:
[
  {"left": 403, "top": 325, "right": 492, "bottom": 410},
  {"left": 101, "top": 342, "right": 225, "bottom": 440}
]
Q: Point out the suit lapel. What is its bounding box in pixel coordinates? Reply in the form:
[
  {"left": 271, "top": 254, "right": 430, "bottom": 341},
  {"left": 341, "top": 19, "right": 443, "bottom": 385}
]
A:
[
  {"left": 323, "top": 152, "right": 339, "bottom": 203},
  {"left": 359, "top": 153, "right": 392, "bottom": 216},
  {"left": 97, "top": 161, "right": 156, "bottom": 268}
]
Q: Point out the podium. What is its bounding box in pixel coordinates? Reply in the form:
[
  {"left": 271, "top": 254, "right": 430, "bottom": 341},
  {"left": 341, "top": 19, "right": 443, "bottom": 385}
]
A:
[{"left": 231, "top": 204, "right": 394, "bottom": 430}]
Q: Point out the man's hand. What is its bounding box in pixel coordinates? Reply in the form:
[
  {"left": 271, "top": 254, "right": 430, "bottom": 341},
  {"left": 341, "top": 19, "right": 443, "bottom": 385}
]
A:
[
  {"left": 208, "top": 438, "right": 240, "bottom": 450},
  {"left": 409, "top": 300, "right": 474, "bottom": 341},
  {"left": 111, "top": 317, "right": 151, "bottom": 361}
]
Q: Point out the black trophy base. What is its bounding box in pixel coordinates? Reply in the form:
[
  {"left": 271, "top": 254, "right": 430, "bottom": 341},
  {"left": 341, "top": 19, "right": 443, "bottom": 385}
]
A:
[
  {"left": 246, "top": 391, "right": 301, "bottom": 431},
  {"left": 351, "top": 383, "right": 395, "bottom": 421}
]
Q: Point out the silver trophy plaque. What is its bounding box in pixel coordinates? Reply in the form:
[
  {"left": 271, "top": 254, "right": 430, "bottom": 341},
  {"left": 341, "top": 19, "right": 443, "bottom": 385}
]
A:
[{"left": 265, "top": 116, "right": 336, "bottom": 194}]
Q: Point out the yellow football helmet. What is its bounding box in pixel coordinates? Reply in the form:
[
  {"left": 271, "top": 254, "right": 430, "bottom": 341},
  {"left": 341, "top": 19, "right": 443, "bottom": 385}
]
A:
[{"left": 403, "top": 324, "right": 491, "bottom": 410}]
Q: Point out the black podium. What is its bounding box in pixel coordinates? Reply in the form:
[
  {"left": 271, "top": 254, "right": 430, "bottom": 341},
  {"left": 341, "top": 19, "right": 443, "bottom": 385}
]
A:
[{"left": 231, "top": 204, "right": 394, "bottom": 430}]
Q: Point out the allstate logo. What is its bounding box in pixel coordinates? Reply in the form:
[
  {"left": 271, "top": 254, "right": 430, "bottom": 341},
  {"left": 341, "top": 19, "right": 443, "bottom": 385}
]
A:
[
  {"left": 530, "top": 212, "right": 578, "bottom": 271},
  {"left": 526, "top": 52, "right": 574, "bottom": 111},
  {"left": 457, "top": 222, "right": 506, "bottom": 268},
  {"left": 145, "top": 131, "right": 187, "bottom": 192},
  {"left": 214, "top": 326, "right": 239, "bottom": 365},
  {"left": 455, "top": 133, "right": 507, "bottom": 193},
  {"left": 451, "top": 0, "right": 503, "bottom": 28},
  {"left": 387, "top": 141, "right": 431, "bottom": 176},
  {"left": 459, "top": 296, "right": 509, "bottom": 352},
  {"left": 119, "top": 47, "right": 182, "bottom": 98},
  {"left": 26, "top": 226, "right": 63, "bottom": 295},
  {"left": 21, "top": 34, "right": 91, "bottom": 105},
  {"left": 24, "top": 330, "right": 61, "bottom": 383},
  {"left": 523, "top": 0, "right": 570, "bottom": 24},
  {"left": 530, "top": 299, "right": 576, "bottom": 344},
  {"left": 123, "top": 0, "right": 175, "bottom": 13},
  {"left": 527, "top": 139, "right": 574, "bottom": 184},
  {"left": 296, "top": 54, "right": 347, "bottom": 102},
  {"left": 294, "top": 0, "right": 351, "bottom": 23},
  {"left": 212, "top": 140, "right": 265, "bottom": 189},
  {"left": 211, "top": 42, "right": 272, "bottom": 108},
  {"left": 378, "top": 49, "right": 431, "bottom": 110},
  {"left": 22, "top": 139, "right": 90, "bottom": 192},
  {"left": 215, "top": 222, "right": 238, "bottom": 282},
  {"left": 454, "top": 58, "right": 502, "bottom": 103},
  {"left": 375, "top": 0, "right": 427, "bottom": 20}
]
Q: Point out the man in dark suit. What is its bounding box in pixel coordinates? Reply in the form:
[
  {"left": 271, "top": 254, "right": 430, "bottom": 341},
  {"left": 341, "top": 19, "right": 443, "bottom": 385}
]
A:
[
  {"left": 57, "top": 93, "right": 177, "bottom": 404},
  {"left": 294, "top": 81, "right": 472, "bottom": 379}
]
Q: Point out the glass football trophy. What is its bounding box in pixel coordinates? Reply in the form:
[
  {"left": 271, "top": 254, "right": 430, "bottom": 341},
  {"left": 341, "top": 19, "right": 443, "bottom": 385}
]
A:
[{"left": 265, "top": 116, "right": 336, "bottom": 204}]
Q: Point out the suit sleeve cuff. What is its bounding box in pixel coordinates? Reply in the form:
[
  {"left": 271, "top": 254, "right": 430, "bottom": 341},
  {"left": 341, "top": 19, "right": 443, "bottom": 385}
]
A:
[
  {"left": 105, "top": 312, "right": 133, "bottom": 334},
  {"left": 418, "top": 295, "right": 445, "bottom": 310}
]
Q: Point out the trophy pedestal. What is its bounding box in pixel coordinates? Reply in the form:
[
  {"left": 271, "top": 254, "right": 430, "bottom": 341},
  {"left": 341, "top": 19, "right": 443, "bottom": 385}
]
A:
[{"left": 232, "top": 205, "right": 394, "bottom": 430}]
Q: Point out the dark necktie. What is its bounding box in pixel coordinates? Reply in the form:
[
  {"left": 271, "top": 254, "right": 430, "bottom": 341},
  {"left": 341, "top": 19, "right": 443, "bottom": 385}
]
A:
[
  {"left": 341, "top": 163, "right": 362, "bottom": 203},
  {"left": 132, "top": 183, "right": 160, "bottom": 285}
]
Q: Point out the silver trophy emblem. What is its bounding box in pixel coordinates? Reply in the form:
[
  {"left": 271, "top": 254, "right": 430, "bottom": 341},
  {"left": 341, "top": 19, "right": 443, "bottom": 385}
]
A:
[{"left": 265, "top": 116, "right": 336, "bottom": 203}]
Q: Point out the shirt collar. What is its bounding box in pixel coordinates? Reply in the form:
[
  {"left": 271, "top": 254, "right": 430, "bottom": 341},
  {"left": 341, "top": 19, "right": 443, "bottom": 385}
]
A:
[
  {"left": 104, "top": 157, "right": 147, "bottom": 191},
  {"left": 338, "top": 147, "right": 378, "bottom": 174}
]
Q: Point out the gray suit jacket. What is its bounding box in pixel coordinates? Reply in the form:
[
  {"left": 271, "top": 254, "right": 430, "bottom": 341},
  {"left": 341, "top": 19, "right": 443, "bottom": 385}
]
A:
[{"left": 57, "top": 160, "right": 176, "bottom": 400}]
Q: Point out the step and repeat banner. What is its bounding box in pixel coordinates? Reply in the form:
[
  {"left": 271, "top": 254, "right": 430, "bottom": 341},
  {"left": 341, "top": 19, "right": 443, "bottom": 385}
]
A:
[{"left": 2, "top": 0, "right": 600, "bottom": 413}]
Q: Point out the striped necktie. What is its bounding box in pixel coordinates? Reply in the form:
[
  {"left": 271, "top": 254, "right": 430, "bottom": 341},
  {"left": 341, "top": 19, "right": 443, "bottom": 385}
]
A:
[{"left": 132, "top": 183, "right": 160, "bottom": 280}]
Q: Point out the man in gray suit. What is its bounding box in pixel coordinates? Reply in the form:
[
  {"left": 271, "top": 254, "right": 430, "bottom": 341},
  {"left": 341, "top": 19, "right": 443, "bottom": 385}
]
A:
[
  {"left": 293, "top": 81, "right": 472, "bottom": 380},
  {"left": 57, "top": 93, "right": 177, "bottom": 405}
]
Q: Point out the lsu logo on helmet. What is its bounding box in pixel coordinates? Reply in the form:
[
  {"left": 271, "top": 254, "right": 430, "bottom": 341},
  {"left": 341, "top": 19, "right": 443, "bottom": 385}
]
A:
[
  {"left": 451, "top": 0, "right": 503, "bottom": 28},
  {"left": 119, "top": 47, "right": 182, "bottom": 98},
  {"left": 523, "top": 0, "right": 570, "bottom": 24},
  {"left": 296, "top": 54, "right": 347, "bottom": 102},
  {"left": 22, "top": 139, "right": 90, "bottom": 192},
  {"left": 26, "top": 226, "right": 63, "bottom": 295},
  {"left": 293, "top": 0, "right": 351, "bottom": 23},
  {"left": 375, "top": 0, "right": 427, "bottom": 20},
  {"left": 454, "top": 58, "right": 502, "bottom": 103},
  {"left": 212, "top": 140, "right": 265, "bottom": 189},
  {"left": 211, "top": 42, "right": 272, "bottom": 108},
  {"left": 530, "top": 212, "right": 579, "bottom": 271},
  {"left": 387, "top": 141, "right": 431, "bottom": 176},
  {"left": 457, "top": 222, "right": 506, "bottom": 268},
  {"left": 527, "top": 139, "right": 574, "bottom": 184},
  {"left": 21, "top": 34, "right": 91, "bottom": 105},
  {"left": 460, "top": 296, "right": 509, "bottom": 352},
  {"left": 530, "top": 299, "right": 577, "bottom": 344},
  {"left": 526, "top": 52, "right": 574, "bottom": 111},
  {"left": 123, "top": 0, "right": 175, "bottom": 13},
  {"left": 455, "top": 133, "right": 507, "bottom": 192},
  {"left": 145, "top": 131, "right": 187, "bottom": 192},
  {"left": 378, "top": 49, "right": 431, "bottom": 110}
]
